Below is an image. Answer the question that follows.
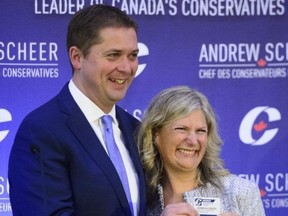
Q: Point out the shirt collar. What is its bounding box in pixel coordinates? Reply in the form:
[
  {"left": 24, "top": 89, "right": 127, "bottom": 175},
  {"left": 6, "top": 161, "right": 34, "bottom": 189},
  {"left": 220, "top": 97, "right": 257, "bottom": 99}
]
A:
[{"left": 68, "top": 80, "right": 116, "bottom": 123}]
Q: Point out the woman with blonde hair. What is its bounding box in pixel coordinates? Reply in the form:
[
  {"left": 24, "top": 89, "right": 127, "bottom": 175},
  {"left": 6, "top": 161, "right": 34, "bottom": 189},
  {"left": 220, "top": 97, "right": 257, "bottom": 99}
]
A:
[{"left": 138, "top": 86, "right": 265, "bottom": 216}]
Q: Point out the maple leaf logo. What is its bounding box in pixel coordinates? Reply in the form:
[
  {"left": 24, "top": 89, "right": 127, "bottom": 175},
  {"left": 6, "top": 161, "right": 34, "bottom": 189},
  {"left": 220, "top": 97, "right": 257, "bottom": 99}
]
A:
[
  {"left": 260, "top": 189, "right": 266, "bottom": 197},
  {"left": 257, "top": 58, "right": 267, "bottom": 67},
  {"left": 253, "top": 120, "right": 267, "bottom": 132}
]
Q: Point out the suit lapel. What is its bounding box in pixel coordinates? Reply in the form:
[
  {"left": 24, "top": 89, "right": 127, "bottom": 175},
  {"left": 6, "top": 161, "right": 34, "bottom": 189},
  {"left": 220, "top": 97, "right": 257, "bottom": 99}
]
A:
[
  {"left": 58, "top": 84, "right": 131, "bottom": 215},
  {"left": 116, "top": 108, "right": 146, "bottom": 215},
  {"left": 116, "top": 109, "right": 142, "bottom": 175}
]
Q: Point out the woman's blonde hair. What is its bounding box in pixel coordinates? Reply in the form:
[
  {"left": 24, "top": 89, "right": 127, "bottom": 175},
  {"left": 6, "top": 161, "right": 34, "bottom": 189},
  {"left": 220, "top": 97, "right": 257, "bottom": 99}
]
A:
[{"left": 137, "top": 86, "right": 229, "bottom": 207}]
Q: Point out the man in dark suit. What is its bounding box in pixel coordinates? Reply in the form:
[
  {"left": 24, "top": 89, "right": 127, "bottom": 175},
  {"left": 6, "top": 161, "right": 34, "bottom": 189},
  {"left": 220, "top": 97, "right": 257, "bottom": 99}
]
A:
[{"left": 8, "top": 5, "right": 146, "bottom": 216}]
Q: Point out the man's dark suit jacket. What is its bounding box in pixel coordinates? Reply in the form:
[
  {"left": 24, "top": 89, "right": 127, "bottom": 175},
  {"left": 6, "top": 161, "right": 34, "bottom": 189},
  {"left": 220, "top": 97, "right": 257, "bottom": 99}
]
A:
[{"left": 8, "top": 83, "right": 146, "bottom": 216}]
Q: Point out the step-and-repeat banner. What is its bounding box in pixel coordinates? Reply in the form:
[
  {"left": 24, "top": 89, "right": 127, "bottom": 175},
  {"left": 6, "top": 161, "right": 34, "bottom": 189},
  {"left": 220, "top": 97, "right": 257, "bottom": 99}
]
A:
[{"left": 1, "top": 0, "right": 288, "bottom": 215}]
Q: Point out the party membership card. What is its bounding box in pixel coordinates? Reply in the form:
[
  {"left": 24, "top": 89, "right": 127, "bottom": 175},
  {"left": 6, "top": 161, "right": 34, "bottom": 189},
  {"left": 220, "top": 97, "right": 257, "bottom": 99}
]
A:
[{"left": 193, "top": 197, "right": 220, "bottom": 216}]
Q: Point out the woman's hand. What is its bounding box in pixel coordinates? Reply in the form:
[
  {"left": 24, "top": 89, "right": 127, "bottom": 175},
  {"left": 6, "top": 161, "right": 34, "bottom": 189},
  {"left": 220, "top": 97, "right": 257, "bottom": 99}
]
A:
[{"left": 160, "top": 203, "right": 199, "bottom": 216}]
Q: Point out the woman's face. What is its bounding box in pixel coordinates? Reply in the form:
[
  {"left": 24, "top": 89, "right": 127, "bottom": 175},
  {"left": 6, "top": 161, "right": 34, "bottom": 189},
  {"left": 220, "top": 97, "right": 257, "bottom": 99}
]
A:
[{"left": 155, "top": 109, "right": 208, "bottom": 175}]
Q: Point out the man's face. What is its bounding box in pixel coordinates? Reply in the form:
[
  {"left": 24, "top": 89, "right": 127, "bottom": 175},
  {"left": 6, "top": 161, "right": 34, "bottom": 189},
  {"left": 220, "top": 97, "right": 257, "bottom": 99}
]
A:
[{"left": 72, "top": 27, "right": 139, "bottom": 112}]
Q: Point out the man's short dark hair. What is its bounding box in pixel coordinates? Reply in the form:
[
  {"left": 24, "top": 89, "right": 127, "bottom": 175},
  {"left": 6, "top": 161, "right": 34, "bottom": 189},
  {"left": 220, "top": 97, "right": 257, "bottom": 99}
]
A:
[{"left": 67, "top": 4, "right": 138, "bottom": 57}]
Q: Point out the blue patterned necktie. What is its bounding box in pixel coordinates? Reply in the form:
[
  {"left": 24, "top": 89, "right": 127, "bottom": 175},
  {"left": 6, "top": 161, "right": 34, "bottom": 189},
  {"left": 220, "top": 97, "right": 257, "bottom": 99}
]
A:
[{"left": 101, "top": 115, "right": 133, "bottom": 215}]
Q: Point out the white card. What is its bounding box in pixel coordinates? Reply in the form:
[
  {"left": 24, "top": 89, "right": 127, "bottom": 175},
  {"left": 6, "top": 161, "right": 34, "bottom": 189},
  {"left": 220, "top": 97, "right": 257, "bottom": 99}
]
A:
[{"left": 193, "top": 197, "right": 220, "bottom": 215}]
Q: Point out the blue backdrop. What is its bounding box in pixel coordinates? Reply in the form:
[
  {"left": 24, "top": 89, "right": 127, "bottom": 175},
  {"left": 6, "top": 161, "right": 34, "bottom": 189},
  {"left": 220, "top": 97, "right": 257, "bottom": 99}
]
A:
[{"left": 1, "top": 0, "right": 288, "bottom": 215}]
